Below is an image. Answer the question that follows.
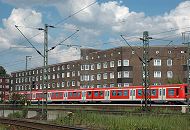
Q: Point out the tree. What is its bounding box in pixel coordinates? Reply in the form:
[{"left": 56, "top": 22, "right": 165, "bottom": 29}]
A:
[
  {"left": 9, "top": 93, "right": 28, "bottom": 105},
  {"left": 0, "top": 66, "right": 6, "bottom": 76}
]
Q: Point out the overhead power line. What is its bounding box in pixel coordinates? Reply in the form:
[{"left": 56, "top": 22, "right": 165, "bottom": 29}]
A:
[
  {"left": 15, "top": 25, "right": 44, "bottom": 57},
  {"left": 54, "top": 1, "right": 97, "bottom": 26}
]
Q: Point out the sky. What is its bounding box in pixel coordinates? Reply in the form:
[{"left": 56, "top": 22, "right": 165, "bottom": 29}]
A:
[{"left": 0, "top": 0, "right": 190, "bottom": 74}]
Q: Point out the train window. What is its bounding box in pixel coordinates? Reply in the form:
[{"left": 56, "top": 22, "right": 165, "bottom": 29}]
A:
[
  {"left": 163, "top": 89, "right": 165, "bottom": 96},
  {"left": 88, "top": 91, "right": 92, "bottom": 96},
  {"left": 78, "top": 92, "right": 81, "bottom": 96},
  {"left": 73, "top": 92, "right": 77, "bottom": 97},
  {"left": 60, "top": 93, "right": 63, "bottom": 97},
  {"left": 94, "top": 91, "right": 98, "bottom": 96},
  {"left": 168, "top": 89, "right": 174, "bottom": 96},
  {"left": 151, "top": 89, "right": 156, "bottom": 96},
  {"left": 124, "top": 90, "right": 128, "bottom": 96},
  {"left": 100, "top": 91, "right": 103, "bottom": 96},
  {"left": 176, "top": 89, "right": 179, "bottom": 96},
  {"left": 69, "top": 92, "right": 72, "bottom": 97},
  {"left": 185, "top": 86, "right": 188, "bottom": 93},
  {"left": 118, "top": 91, "right": 122, "bottom": 96},
  {"left": 159, "top": 89, "right": 162, "bottom": 96},
  {"left": 138, "top": 90, "right": 142, "bottom": 96},
  {"left": 56, "top": 93, "right": 58, "bottom": 97},
  {"left": 112, "top": 91, "right": 116, "bottom": 96}
]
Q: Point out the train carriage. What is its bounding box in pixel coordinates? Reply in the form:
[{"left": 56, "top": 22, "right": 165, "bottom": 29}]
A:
[{"left": 15, "top": 84, "right": 189, "bottom": 104}]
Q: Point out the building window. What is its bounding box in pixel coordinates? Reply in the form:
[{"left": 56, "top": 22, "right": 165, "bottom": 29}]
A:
[
  {"left": 52, "top": 74, "right": 55, "bottom": 79},
  {"left": 91, "top": 64, "right": 95, "bottom": 70},
  {"left": 97, "top": 74, "right": 101, "bottom": 80},
  {"left": 57, "top": 82, "right": 60, "bottom": 87},
  {"left": 97, "top": 63, "right": 101, "bottom": 69},
  {"left": 62, "top": 82, "right": 65, "bottom": 87},
  {"left": 118, "top": 83, "right": 122, "bottom": 87},
  {"left": 123, "top": 71, "right": 129, "bottom": 78},
  {"left": 81, "top": 65, "right": 84, "bottom": 70},
  {"left": 167, "top": 71, "right": 173, "bottom": 78},
  {"left": 156, "top": 51, "right": 159, "bottom": 54},
  {"left": 72, "top": 71, "right": 75, "bottom": 77},
  {"left": 61, "top": 73, "right": 64, "bottom": 78},
  {"left": 62, "top": 65, "right": 65, "bottom": 70},
  {"left": 103, "top": 84, "right": 108, "bottom": 88},
  {"left": 67, "top": 81, "right": 70, "bottom": 87},
  {"left": 154, "top": 59, "right": 161, "bottom": 66},
  {"left": 67, "top": 65, "right": 70, "bottom": 69},
  {"left": 97, "top": 84, "right": 101, "bottom": 88},
  {"left": 80, "top": 75, "right": 84, "bottom": 81},
  {"left": 85, "top": 75, "right": 89, "bottom": 81},
  {"left": 110, "top": 83, "right": 114, "bottom": 88},
  {"left": 103, "top": 62, "right": 108, "bottom": 68},
  {"left": 72, "top": 81, "right": 75, "bottom": 86},
  {"left": 110, "top": 61, "right": 114, "bottom": 67},
  {"left": 53, "top": 67, "right": 55, "bottom": 71},
  {"left": 110, "top": 72, "right": 114, "bottom": 79},
  {"left": 167, "top": 59, "right": 172, "bottom": 66},
  {"left": 118, "top": 60, "right": 122, "bottom": 66},
  {"left": 123, "top": 60, "right": 129, "bottom": 66},
  {"left": 91, "top": 75, "right": 94, "bottom": 81},
  {"left": 154, "top": 71, "right": 161, "bottom": 78},
  {"left": 103, "top": 73, "right": 107, "bottom": 79},
  {"left": 124, "top": 83, "right": 129, "bottom": 87},
  {"left": 67, "top": 72, "right": 70, "bottom": 77},
  {"left": 118, "top": 72, "right": 122, "bottom": 78},
  {"left": 168, "top": 50, "right": 171, "bottom": 54},
  {"left": 85, "top": 65, "right": 89, "bottom": 70},
  {"left": 57, "top": 73, "right": 60, "bottom": 78}
]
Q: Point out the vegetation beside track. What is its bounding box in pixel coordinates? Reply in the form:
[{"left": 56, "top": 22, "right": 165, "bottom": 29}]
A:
[{"left": 52, "top": 111, "right": 190, "bottom": 130}]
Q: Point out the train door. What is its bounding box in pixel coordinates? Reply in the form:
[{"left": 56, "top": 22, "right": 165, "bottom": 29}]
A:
[
  {"left": 159, "top": 88, "right": 166, "bottom": 101},
  {"left": 82, "top": 91, "right": 86, "bottom": 102},
  {"left": 129, "top": 89, "right": 136, "bottom": 100},
  {"left": 104, "top": 90, "right": 110, "bottom": 100},
  {"left": 47, "top": 92, "right": 52, "bottom": 101},
  {"left": 64, "top": 92, "right": 68, "bottom": 100},
  {"left": 32, "top": 93, "right": 36, "bottom": 100}
]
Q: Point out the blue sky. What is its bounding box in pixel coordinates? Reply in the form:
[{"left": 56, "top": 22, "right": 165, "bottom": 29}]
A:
[{"left": 0, "top": 0, "right": 190, "bottom": 73}]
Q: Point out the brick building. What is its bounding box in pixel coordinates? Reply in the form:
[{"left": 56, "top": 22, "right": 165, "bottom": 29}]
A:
[
  {"left": 0, "top": 76, "right": 10, "bottom": 100},
  {"left": 10, "top": 46, "right": 188, "bottom": 92}
]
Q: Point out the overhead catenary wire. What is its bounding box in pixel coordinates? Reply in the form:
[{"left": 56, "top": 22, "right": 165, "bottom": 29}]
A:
[
  {"left": 15, "top": 25, "right": 44, "bottom": 57},
  {"left": 54, "top": 1, "right": 97, "bottom": 26}
]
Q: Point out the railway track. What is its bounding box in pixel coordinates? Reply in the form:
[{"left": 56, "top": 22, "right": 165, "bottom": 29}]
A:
[{"left": 0, "top": 117, "right": 89, "bottom": 130}]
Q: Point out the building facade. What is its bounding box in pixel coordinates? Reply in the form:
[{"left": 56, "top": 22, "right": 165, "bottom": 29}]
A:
[
  {"left": 0, "top": 76, "right": 10, "bottom": 100},
  {"left": 10, "top": 46, "right": 188, "bottom": 92}
]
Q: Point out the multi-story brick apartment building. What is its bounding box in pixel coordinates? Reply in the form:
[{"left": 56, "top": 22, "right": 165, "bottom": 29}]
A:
[
  {"left": 10, "top": 46, "right": 188, "bottom": 92},
  {"left": 0, "top": 76, "right": 10, "bottom": 100}
]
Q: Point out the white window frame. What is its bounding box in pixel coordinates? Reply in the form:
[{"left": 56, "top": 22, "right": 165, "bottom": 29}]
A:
[
  {"left": 97, "top": 74, "right": 101, "bottom": 80},
  {"left": 103, "top": 73, "right": 107, "bottom": 79},
  {"left": 110, "top": 61, "right": 114, "bottom": 67},
  {"left": 154, "top": 71, "right": 161, "bottom": 78},
  {"left": 97, "top": 63, "right": 101, "bottom": 69},
  {"left": 167, "top": 71, "right": 173, "bottom": 78},
  {"left": 167, "top": 59, "right": 172, "bottom": 66},
  {"left": 154, "top": 59, "right": 161, "bottom": 66},
  {"left": 118, "top": 60, "right": 122, "bottom": 66},
  {"left": 110, "top": 72, "right": 114, "bottom": 79},
  {"left": 123, "top": 60, "right": 129, "bottom": 66}
]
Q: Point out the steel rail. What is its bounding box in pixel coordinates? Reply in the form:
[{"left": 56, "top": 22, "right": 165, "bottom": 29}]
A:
[{"left": 0, "top": 117, "right": 88, "bottom": 130}]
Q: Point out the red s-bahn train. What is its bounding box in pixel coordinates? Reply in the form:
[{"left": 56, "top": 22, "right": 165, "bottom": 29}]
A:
[{"left": 18, "top": 84, "right": 189, "bottom": 104}]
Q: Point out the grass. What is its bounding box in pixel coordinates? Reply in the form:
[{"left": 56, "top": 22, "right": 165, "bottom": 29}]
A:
[{"left": 52, "top": 111, "right": 190, "bottom": 130}]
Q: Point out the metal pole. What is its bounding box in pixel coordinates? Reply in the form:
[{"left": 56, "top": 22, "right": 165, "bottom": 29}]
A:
[
  {"left": 182, "top": 32, "right": 190, "bottom": 112},
  {"left": 42, "top": 24, "right": 48, "bottom": 120},
  {"left": 141, "top": 31, "right": 150, "bottom": 111}
]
